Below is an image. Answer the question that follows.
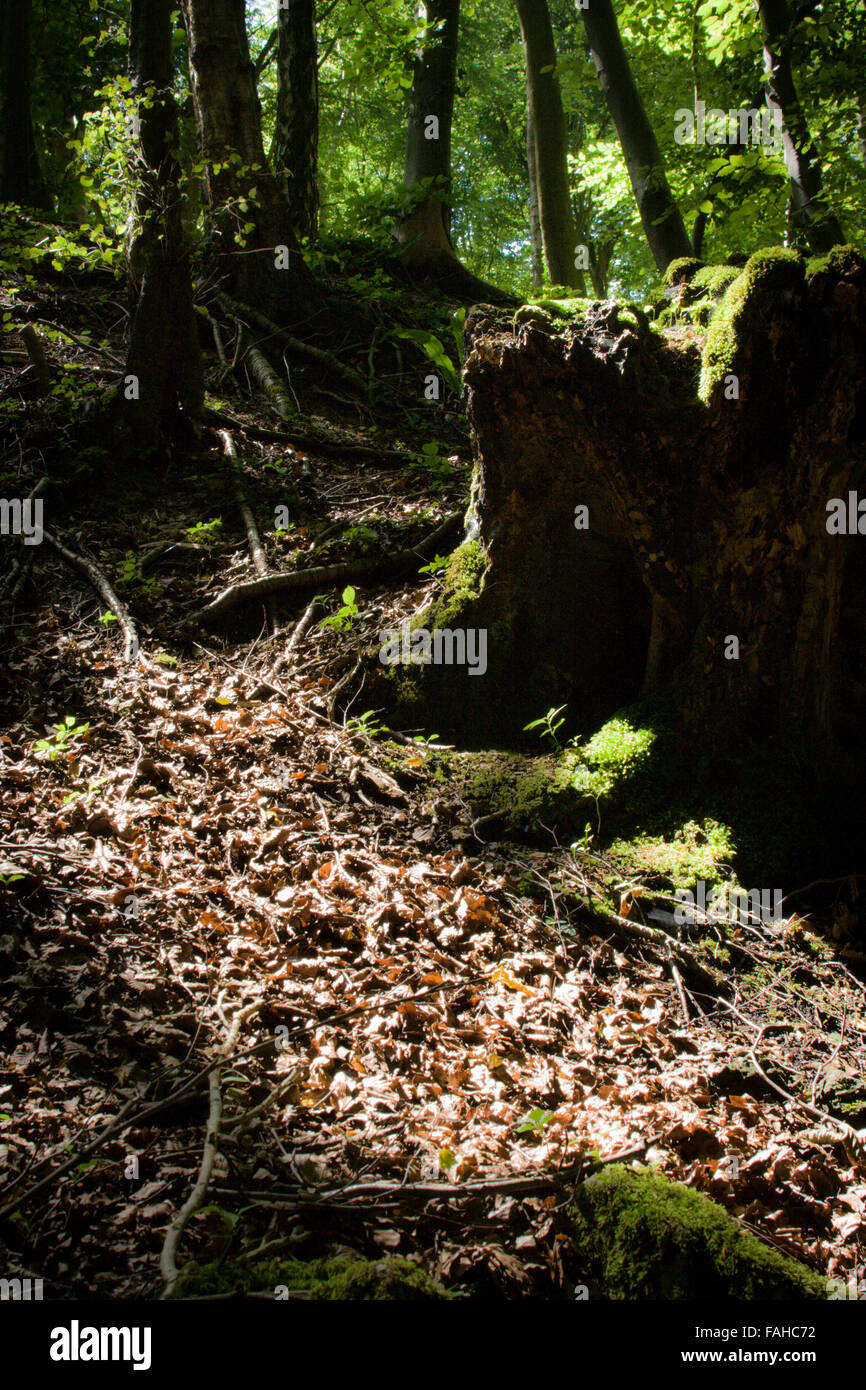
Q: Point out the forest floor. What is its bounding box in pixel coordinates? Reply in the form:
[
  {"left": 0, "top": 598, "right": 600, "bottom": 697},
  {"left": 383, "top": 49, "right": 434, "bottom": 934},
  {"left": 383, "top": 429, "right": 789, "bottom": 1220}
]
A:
[{"left": 1, "top": 256, "right": 865, "bottom": 1299}]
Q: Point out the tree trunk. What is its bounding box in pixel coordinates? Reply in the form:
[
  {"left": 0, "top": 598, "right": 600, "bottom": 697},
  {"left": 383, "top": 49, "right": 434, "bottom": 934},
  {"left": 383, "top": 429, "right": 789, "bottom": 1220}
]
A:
[
  {"left": 396, "top": 0, "right": 461, "bottom": 269},
  {"left": 526, "top": 102, "right": 544, "bottom": 292},
  {"left": 516, "top": 0, "right": 585, "bottom": 293},
  {"left": 379, "top": 248, "right": 866, "bottom": 874},
  {"left": 181, "top": 0, "right": 318, "bottom": 320},
  {"left": 0, "top": 0, "right": 47, "bottom": 208},
  {"left": 121, "top": 0, "right": 203, "bottom": 443},
  {"left": 754, "top": 0, "right": 844, "bottom": 253},
  {"left": 271, "top": 0, "right": 319, "bottom": 242},
  {"left": 580, "top": 0, "right": 690, "bottom": 273}
]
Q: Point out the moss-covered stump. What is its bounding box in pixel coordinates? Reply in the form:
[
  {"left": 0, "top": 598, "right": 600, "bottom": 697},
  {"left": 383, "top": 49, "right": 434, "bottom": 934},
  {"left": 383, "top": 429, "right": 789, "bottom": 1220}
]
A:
[
  {"left": 375, "top": 248, "right": 866, "bottom": 825},
  {"left": 656, "top": 257, "right": 742, "bottom": 328},
  {"left": 170, "top": 1254, "right": 449, "bottom": 1300},
  {"left": 570, "top": 1165, "right": 827, "bottom": 1300}
]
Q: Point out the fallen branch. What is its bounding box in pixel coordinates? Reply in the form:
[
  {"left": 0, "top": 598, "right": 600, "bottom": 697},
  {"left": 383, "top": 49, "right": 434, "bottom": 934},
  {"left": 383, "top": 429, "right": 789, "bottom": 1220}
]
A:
[
  {"left": 272, "top": 595, "right": 321, "bottom": 675},
  {"left": 203, "top": 406, "right": 425, "bottom": 463},
  {"left": 191, "top": 511, "right": 462, "bottom": 626},
  {"left": 220, "top": 429, "right": 278, "bottom": 635},
  {"left": 160, "top": 999, "right": 267, "bottom": 1297},
  {"left": 41, "top": 527, "right": 141, "bottom": 663},
  {"left": 210, "top": 1141, "right": 653, "bottom": 1210}
]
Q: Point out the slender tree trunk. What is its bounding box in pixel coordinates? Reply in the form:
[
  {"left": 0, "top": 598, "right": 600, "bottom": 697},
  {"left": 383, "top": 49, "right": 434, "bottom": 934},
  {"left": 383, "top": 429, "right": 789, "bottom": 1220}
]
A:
[
  {"left": 0, "top": 0, "right": 47, "bottom": 208},
  {"left": 121, "top": 0, "right": 203, "bottom": 443},
  {"left": 181, "top": 0, "right": 318, "bottom": 320},
  {"left": 516, "top": 0, "right": 584, "bottom": 293},
  {"left": 526, "top": 102, "right": 544, "bottom": 291},
  {"left": 271, "top": 0, "right": 319, "bottom": 242},
  {"left": 580, "top": 0, "right": 690, "bottom": 273},
  {"left": 396, "top": 0, "right": 461, "bottom": 269},
  {"left": 754, "top": 0, "right": 844, "bottom": 252}
]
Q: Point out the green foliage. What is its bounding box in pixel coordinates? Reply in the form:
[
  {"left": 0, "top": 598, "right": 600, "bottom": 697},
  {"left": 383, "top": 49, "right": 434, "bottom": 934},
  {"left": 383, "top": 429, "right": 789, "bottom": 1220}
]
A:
[
  {"left": 345, "top": 709, "right": 389, "bottom": 738},
  {"left": 320, "top": 586, "right": 360, "bottom": 633},
  {"left": 413, "top": 441, "right": 455, "bottom": 483},
  {"left": 394, "top": 329, "right": 460, "bottom": 393},
  {"left": 418, "top": 554, "right": 450, "bottom": 576},
  {"left": 515, "top": 1106, "right": 556, "bottom": 1135},
  {"left": 34, "top": 715, "right": 91, "bottom": 761},
  {"left": 523, "top": 704, "right": 568, "bottom": 751},
  {"left": 185, "top": 518, "right": 223, "bottom": 545}
]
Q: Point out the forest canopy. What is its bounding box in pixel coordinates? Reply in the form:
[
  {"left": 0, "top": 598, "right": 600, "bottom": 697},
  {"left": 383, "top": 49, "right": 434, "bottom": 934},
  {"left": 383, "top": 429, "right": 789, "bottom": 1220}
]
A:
[{"left": 5, "top": 0, "right": 864, "bottom": 299}]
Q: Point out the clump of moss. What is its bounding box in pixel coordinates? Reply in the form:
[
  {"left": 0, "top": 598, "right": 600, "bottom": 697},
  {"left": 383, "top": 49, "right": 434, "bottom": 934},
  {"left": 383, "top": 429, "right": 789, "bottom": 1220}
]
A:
[
  {"left": 608, "top": 816, "right": 736, "bottom": 890},
  {"left": 463, "top": 715, "right": 659, "bottom": 838},
  {"left": 699, "top": 245, "right": 804, "bottom": 401},
  {"left": 171, "top": 1254, "right": 449, "bottom": 1300},
  {"left": 691, "top": 264, "right": 741, "bottom": 298},
  {"left": 570, "top": 1165, "right": 827, "bottom": 1300},
  {"left": 806, "top": 242, "right": 866, "bottom": 281},
  {"left": 512, "top": 298, "right": 593, "bottom": 334},
  {"left": 425, "top": 539, "right": 487, "bottom": 629},
  {"left": 664, "top": 257, "right": 705, "bottom": 288}
]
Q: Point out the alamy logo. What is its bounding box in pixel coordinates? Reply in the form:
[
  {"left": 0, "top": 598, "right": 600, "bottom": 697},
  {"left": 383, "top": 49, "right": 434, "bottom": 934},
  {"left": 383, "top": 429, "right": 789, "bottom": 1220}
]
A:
[
  {"left": 826, "top": 491, "right": 866, "bottom": 534},
  {"left": 49, "top": 1321, "right": 152, "bottom": 1372},
  {"left": 0, "top": 497, "right": 43, "bottom": 545},
  {"left": 674, "top": 101, "right": 783, "bottom": 152},
  {"left": 675, "top": 882, "right": 783, "bottom": 927},
  {"left": 379, "top": 620, "right": 487, "bottom": 676},
  {"left": 0, "top": 1276, "right": 43, "bottom": 1300}
]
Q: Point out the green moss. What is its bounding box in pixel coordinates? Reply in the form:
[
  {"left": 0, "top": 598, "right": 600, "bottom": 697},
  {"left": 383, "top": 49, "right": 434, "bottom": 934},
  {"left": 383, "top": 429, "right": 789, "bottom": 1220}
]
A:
[
  {"left": 570, "top": 1165, "right": 827, "bottom": 1300},
  {"left": 664, "top": 257, "right": 705, "bottom": 288},
  {"left": 513, "top": 298, "right": 592, "bottom": 333},
  {"left": 461, "top": 715, "right": 660, "bottom": 837},
  {"left": 426, "top": 539, "right": 487, "bottom": 629},
  {"left": 171, "top": 1254, "right": 449, "bottom": 1300},
  {"left": 608, "top": 817, "right": 735, "bottom": 890},
  {"left": 691, "top": 264, "right": 741, "bottom": 298},
  {"left": 806, "top": 243, "right": 865, "bottom": 280},
  {"left": 699, "top": 246, "right": 804, "bottom": 401}
]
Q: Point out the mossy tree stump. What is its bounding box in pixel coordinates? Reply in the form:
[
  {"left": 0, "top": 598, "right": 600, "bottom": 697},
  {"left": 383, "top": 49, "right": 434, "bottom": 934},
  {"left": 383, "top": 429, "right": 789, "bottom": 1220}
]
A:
[{"left": 380, "top": 247, "right": 866, "bottom": 788}]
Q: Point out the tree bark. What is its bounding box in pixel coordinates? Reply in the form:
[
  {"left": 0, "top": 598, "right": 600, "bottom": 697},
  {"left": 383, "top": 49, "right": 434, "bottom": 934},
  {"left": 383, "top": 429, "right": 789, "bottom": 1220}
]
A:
[
  {"left": 526, "top": 102, "right": 544, "bottom": 291},
  {"left": 271, "top": 0, "right": 319, "bottom": 242},
  {"left": 181, "top": 0, "right": 318, "bottom": 320},
  {"left": 121, "top": 0, "right": 203, "bottom": 444},
  {"left": 516, "top": 0, "right": 585, "bottom": 293},
  {"left": 0, "top": 0, "right": 47, "bottom": 208},
  {"left": 396, "top": 0, "right": 461, "bottom": 269},
  {"left": 754, "top": 0, "right": 844, "bottom": 253},
  {"left": 580, "top": 0, "right": 690, "bottom": 273}
]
